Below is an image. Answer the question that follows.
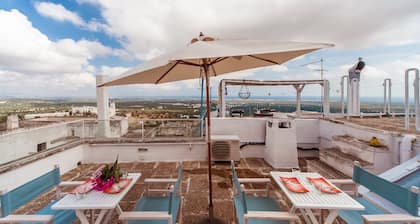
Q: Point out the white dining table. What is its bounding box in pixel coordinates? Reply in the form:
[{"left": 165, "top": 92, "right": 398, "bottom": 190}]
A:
[
  {"left": 52, "top": 173, "right": 141, "bottom": 224},
  {"left": 270, "top": 171, "right": 364, "bottom": 224}
]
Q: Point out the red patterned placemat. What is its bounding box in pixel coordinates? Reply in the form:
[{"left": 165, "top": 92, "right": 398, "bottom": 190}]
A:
[
  {"left": 280, "top": 177, "right": 309, "bottom": 193},
  {"left": 307, "top": 177, "right": 341, "bottom": 194}
]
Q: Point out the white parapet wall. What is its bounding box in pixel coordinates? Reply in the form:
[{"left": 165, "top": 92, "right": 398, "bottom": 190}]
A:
[
  {"left": 319, "top": 119, "right": 394, "bottom": 175},
  {"left": 0, "top": 119, "right": 129, "bottom": 165},
  {"left": 295, "top": 119, "right": 320, "bottom": 148},
  {"left": 0, "top": 122, "right": 71, "bottom": 164},
  {"left": 85, "top": 142, "right": 208, "bottom": 163},
  {"left": 0, "top": 144, "right": 86, "bottom": 191},
  {"left": 211, "top": 117, "right": 266, "bottom": 142}
]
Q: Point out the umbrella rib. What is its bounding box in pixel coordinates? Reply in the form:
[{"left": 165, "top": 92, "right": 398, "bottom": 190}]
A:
[
  {"left": 248, "top": 55, "right": 279, "bottom": 65},
  {"left": 209, "top": 57, "right": 228, "bottom": 66},
  {"left": 210, "top": 64, "right": 217, "bottom": 77},
  {"left": 155, "top": 61, "right": 180, "bottom": 84},
  {"left": 178, "top": 60, "right": 201, "bottom": 67}
]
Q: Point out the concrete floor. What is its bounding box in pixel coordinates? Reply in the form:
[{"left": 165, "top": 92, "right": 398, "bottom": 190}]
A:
[{"left": 14, "top": 158, "right": 348, "bottom": 223}]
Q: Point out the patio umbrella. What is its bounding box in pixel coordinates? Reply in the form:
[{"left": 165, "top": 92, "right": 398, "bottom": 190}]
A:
[{"left": 98, "top": 33, "right": 333, "bottom": 222}]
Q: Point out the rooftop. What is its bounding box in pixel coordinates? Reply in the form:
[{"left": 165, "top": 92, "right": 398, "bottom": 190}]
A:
[
  {"left": 336, "top": 117, "right": 420, "bottom": 134},
  {"left": 12, "top": 158, "right": 347, "bottom": 223}
]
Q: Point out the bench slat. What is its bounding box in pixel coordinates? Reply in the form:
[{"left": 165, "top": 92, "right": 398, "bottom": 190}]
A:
[{"left": 0, "top": 214, "right": 54, "bottom": 223}]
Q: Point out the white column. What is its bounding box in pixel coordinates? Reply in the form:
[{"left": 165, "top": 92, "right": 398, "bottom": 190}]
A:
[
  {"left": 96, "top": 75, "right": 110, "bottom": 137},
  {"left": 219, "top": 80, "right": 226, "bottom": 117},
  {"left": 347, "top": 78, "right": 360, "bottom": 116},
  {"left": 353, "top": 78, "right": 360, "bottom": 115},
  {"left": 293, "top": 84, "right": 305, "bottom": 117},
  {"left": 347, "top": 79, "right": 352, "bottom": 116},
  {"left": 323, "top": 80, "right": 330, "bottom": 115}
]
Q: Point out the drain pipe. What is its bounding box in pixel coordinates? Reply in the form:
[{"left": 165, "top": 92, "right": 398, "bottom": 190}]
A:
[
  {"left": 383, "top": 78, "right": 392, "bottom": 114},
  {"left": 405, "top": 68, "right": 420, "bottom": 130},
  {"left": 340, "top": 75, "right": 349, "bottom": 115}
]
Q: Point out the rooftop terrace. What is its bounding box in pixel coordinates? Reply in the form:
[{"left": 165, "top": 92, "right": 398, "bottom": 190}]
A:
[
  {"left": 336, "top": 117, "right": 420, "bottom": 134},
  {"left": 12, "top": 158, "right": 347, "bottom": 224}
]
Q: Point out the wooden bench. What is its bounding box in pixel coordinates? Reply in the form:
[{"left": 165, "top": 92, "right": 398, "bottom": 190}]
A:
[
  {"left": 333, "top": 162, "right": 420, "bottom": 224},
  {"left": 0, "top": 165, "right": 82, "bottom": 223}
]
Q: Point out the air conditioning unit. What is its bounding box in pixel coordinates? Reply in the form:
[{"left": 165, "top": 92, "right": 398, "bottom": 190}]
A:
[{"left": 211, "top": 135, "right": 240, "bottom": 162}]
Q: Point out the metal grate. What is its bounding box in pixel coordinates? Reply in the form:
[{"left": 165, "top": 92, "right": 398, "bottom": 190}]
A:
[{"left": 212, "top": 141, "right": 231, "bottom": 160}]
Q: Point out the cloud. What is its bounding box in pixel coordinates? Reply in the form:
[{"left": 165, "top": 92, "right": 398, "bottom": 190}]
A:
[
  {"left": 0, "top": 9, "right": 121, "bottom": 75},
  {"left": 34, "top": 1, "right": 107, "bottom": 32},
  {"left": 99, "top": 66, "right": 130, "bottom": 77},
  {"left": 34, "top": 2, "right": 84, "bottom": 26},
  {"left": 0, "top": 9, "right": 128, "bottom": 97},
  {"left": 0, "top": 70, "right": 96, "bottom": 97},
  {"left": 84, "top": 0, "right": 420, "bottom": 61}
]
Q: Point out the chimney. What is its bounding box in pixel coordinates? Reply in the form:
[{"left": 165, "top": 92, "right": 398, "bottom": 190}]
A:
[{"left": 6, "top": 114, "right": 19, "bottom": 130}]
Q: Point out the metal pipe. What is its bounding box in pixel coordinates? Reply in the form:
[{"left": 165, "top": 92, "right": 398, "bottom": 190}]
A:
[
  {"left": 405, "top": 68, "right": 420, "bottom": 130},
  {"left": 340, "top": 75, "right": 349, "bottom": 114},
  {"left": 383, "top": 78, "right": 392, "bottom": 114}
]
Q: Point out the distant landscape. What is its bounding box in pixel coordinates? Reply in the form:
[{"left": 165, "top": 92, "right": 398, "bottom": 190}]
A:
[{"left": 0, "top": 96, "right": 408, "bottom": 124}]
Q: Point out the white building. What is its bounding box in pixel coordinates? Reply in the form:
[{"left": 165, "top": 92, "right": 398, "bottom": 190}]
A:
[
  {"left": 71, "top": 101, "right": 116, "bottom": 117},
  {"left": 24, "top": 112, "right": 70, "bottom": 120}
]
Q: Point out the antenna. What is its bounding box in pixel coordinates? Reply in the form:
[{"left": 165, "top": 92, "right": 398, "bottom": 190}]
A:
[{"left": 300, "top": 58, "right": 327, "bottom": 80}]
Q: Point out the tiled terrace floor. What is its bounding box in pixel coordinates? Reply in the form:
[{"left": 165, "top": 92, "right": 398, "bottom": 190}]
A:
[{"left": 15, "top": 158, "right": 348, "bottom": 223}]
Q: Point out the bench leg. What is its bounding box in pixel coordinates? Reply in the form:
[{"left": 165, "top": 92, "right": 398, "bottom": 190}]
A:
[
  {"left": 323, "top": 210, "right": 338, "bottom": 224},
  {"left": 304, "top": 208, "right": 319, "bottom": 224},
  {"left": 94, "top": 209, "right": 108, "bottom": 224},
  {"left": 76, "top": 210, "right": 90, "bottom": 224}
]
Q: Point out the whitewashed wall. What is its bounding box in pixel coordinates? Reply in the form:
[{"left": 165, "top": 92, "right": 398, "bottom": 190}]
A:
[
  {"left": 0, "top": 145, "right": 86, "bottom": 191},
  {"left": 0, "top": 119, "right": 129, "bottom": 165},
  {"left": 0, "top": 123, "right": 70, "bottom": 164},
  {"left": 295, "top": 119, "right": 320, "bottom": 147},
  {"left": 211, "top": 118, "right": 266, "bottom": 142},
  {"left": 85, "top": 142, "right": 207, "bottom": 163},
  {"left": 319, "top": 120, "right": 395, "bottom": 175}
]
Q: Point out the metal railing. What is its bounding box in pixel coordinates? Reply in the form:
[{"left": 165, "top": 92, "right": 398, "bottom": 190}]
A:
[{"left": 126, "top": 118, "right": 205, "bottom": 141}]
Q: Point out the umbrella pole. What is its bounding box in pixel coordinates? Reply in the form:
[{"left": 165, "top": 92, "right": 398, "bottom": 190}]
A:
[{"left": 204, "top": 61, "right": 214, "bottom": 222}]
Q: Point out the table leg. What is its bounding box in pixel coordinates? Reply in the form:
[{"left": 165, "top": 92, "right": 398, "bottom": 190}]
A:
[
  {"left": 94, "top": 209, "right": 108, "bottom": 224},
  {"left": 90, "top": 210, "right": 94, "bottom": 223},
  {"left": 304, "top": 208, "right": 320, "bottom": 224},
  {"left": 298, "top": 208, "right": 313, "bottom": 224},
  {"left": 323, "top": 210, "right": 338, "bottom": 224},
  {"left": 75, "top": 210, "right": 90, "bottom": 224},
  {"left": 116, "top": 204, "right": 123, "bottom": 215}
]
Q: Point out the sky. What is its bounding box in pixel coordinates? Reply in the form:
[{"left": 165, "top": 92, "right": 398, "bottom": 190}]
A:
[{"left": 0, "top": 0, "right": 420, "bottom": 99}]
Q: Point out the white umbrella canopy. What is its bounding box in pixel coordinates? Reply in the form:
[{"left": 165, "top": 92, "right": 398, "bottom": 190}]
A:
[
  {"left": 98, "top": 34, "right": 333, "bottom": 223},
  {"left": 99, "top": 39, "right": 334, "bottom": 86}
]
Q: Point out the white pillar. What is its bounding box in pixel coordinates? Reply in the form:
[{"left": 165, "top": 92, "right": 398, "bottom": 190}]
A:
[
  {"left": 347, "top": 78, "right": 360, "bottom": 116},
  {"left": 219, "top": 80, "right": 226, "bottom": 117},
  {"left": 323, "top": 80, "right": 330, "bottom": 115},
  {"left": 96, "top": 75, "right": 110, "bottom": 137},
  {"left": 293, "top": 84, "right": 305, "bottom": 117}
]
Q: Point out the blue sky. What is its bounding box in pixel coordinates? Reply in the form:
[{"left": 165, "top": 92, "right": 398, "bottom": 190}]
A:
[{"left": 0, "top": 0, "right": 420, "bottom": 99}]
